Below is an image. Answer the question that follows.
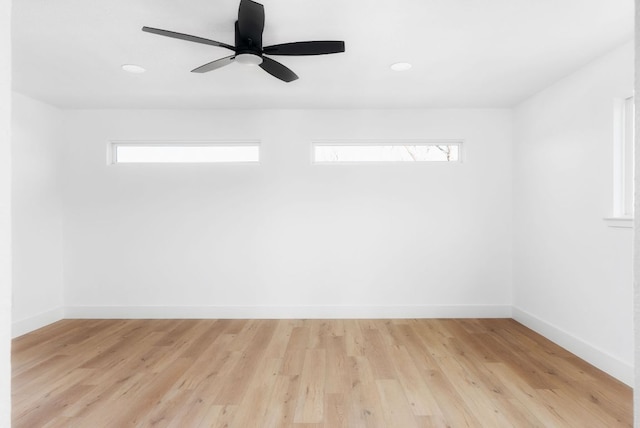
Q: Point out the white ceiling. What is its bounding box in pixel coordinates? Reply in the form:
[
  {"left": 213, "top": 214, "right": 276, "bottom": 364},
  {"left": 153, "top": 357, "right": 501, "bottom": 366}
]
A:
[{"left": 12, "top": 0, "right": 634, "bottom": 109}]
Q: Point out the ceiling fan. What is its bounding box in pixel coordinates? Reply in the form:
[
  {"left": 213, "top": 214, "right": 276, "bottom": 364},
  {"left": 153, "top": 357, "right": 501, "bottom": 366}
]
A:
[{"left": 142, "top": 0, "right": 345, "bottom": 83}]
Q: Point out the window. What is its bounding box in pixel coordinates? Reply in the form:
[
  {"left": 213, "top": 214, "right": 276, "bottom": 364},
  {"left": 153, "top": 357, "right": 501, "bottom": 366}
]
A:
[
  {"left": 607, "top": 96, "right": 634, "bottom": 227},
  {"left": 620, "top": 96, "right": 634, "bottom": 217},
  {"left": 110, "top": 142, "right": 260, "bottom": 164},
  {"left": 607, "top": 97, "right": 634, "bottom": 228},
  {"left": 313, "top": 141, "right": 462, "bottom": 163}
]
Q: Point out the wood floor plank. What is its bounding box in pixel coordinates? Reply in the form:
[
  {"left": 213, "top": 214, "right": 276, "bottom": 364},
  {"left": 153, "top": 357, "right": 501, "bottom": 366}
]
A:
[
  {"left": 487, "top": 361, "right": 590, "bottom": 426},
  {"left": 229, "top": 357, "right": 282, "bottom": 427},
  {"left": 323, "top": 393, "right": 349, "bottom": 428},
  {"left": 387, "top": 344, "right": 442, "bottom": 417},
  {"left": 567, "top": 379, "right": 633, "bottom": 424},
  {"left": 418, "top": 368, "right": 484, "bottom": 427},
  {"left": 414, "top": 415, "right": 451, "bottom": 428},
  {"left": 212, "top": 320, "right": 278, "bottom": 405},
  {"left": 12, "top": 318, "right": 632, "bottom": 427},
  {"left": 196, "top": 404, "right": 237, "bottom": 428},
  {"left": 361, "top": 328, "right": 396, "bottom": 380},
  {"left": 434, "top": 356, "right": 515, "bottom": 426},
  {"left": 262, "top": 319, "right": 295, "bottom": 360},
  {"left": 261, "top": 374, "right": 299, "bottom": 427},
  {"left": 177, "top": 319, "right": 228, "bottom": 358},
  {"left": 344, "top": 320, "right": 366, "bottom": 357},
  {"left": 346, "top": 356, "right": 387, "bottom": 428},
  {"left": 293, "top": 349, "right": 327, "bottom": 423},
  {"left": 375, "top": 378, "right": 420, "bottom": 428},
  {"left": 324, "top": 335, "right": 350, "bottom": 394},
  {"left": 13, "top": 383, "right": 94, "bottom": 428},
  {"left": 173, "top": 333, "right": 237, "bottom": 392}
]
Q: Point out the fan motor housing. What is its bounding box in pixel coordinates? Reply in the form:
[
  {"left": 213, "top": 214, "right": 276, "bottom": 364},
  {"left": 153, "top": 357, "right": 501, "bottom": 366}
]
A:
[{"left": 235, "top": 21, "right": 262, "bottom": 53}]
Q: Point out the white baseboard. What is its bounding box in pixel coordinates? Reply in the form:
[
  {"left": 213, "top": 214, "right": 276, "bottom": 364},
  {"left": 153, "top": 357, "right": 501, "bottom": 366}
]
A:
[
  {"left": 64, "top": 304, "right": 513, "bottom": 320},
  {"left": 512, "top": 306, "right": 633, "bottom": 387},
  {"left": 12, "top": 307, "right": 65, "bottom": 338}
]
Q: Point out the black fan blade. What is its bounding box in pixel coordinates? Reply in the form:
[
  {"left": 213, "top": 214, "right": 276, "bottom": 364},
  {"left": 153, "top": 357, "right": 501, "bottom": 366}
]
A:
[
  {"left": 237, "top": 0, "right": 264, "bottom": 47},
  {"left": 259, "top": 56, "right": 298, "bottom": 82},
  {"left": 191, "top": 55, "right": 236, "bottom": 73},
  {"left": 263, "top": 41, "right": 345, "bottom": 56},
  {"left": 142, "top": 26, "right": 235, "bottom": 51}
]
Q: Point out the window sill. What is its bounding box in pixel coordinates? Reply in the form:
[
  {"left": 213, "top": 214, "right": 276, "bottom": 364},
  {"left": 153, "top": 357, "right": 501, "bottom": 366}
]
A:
[{"left": 603, "top": 217, "right": 634, "bottom": 228}]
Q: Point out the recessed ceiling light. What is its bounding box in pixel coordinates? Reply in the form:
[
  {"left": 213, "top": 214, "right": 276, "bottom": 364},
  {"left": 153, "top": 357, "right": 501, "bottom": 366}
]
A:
[
  {"left": 122, "top": 64, "right": 146, "bottom": 74},
  {"left": 390, "top": 62, "right": 412, "bottom": 72}
]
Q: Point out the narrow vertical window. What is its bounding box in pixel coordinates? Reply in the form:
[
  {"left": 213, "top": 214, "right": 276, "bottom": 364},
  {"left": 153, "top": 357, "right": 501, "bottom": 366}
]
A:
[
  {"left": 612, "top": 97, "right": 634, "bottom": 218},
  {"left": 622, "top": 96, "right": 634, "bottom": 216}
]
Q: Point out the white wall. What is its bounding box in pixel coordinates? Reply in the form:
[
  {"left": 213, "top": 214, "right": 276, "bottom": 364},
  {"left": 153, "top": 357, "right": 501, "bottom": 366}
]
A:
[
  {"left": 62, "top": 109, "right": 513, "bottom": 318},
  {"left": 11, "top": 93, "right": 64, "bottom": 335},
  {"left": 513, "top": 41, "right": 634, "bottom": 384},
  {"left": 0, "top": 0, "right": 11, "bottom": 421}
]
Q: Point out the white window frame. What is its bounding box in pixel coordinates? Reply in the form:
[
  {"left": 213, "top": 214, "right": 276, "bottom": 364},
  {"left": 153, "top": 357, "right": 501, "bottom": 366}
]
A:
[
  {"left": 311, "top": 140, "right": 463, "bottom": 164},
  {"left": 108, "top": 140, "right": 261, "bottom": 165},
  {"left": 606, "top": 96, "right": 634, "bottom": 228}
]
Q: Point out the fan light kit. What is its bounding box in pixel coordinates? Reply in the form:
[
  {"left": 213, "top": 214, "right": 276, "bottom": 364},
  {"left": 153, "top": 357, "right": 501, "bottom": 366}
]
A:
[
  {"left": 235, "top": 53, "right": 263, "bottom": 66},
  {"left": 142, "top": 0, "right": 345, "bottom": 82},
  {"left": 122, "top": 64, "right": 146, "bottom": 74},
  {"left": 390, "top": 62, "right": 412, "bottom": 72}
]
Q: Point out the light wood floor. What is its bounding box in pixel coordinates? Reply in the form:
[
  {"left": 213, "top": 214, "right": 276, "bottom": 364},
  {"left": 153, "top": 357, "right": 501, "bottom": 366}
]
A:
[{"left": 12, "top": 318, "right": 632, "bottom": 427}]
